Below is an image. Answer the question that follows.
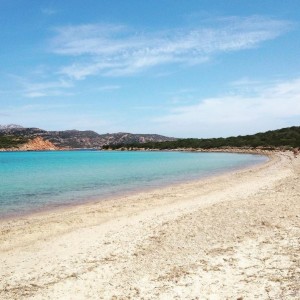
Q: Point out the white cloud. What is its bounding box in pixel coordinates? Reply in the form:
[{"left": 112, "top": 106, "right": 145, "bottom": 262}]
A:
[
  {"left": 25, "top": 91, "right": 47, "bottom": 98},
  {"left": 153, "top": 78, "right": 300, "bottom": 138},
  {"left": 50, "top": 16, "right": 291, "bottom": 79},
  {"left": 41, "top": 8, "right": 57, "bottom": 16},
  {"left": 96, "top": 85, "right": 121, "bottom": 91},
  {"left": 21, "top": 79, "right": 73, "bottom": 98},
  {"left": 59, "top": 61, "right": 116, "bottom": 80}
]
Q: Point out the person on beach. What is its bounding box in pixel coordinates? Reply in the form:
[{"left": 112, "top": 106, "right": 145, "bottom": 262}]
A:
[{"left": 293, "top": 148, "right": 299, "bottom": 158}]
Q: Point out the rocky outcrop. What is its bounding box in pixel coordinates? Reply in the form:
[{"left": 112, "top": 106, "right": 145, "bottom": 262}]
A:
[{"left": 17, "top": 137, "right": 58, "bottom": 151}]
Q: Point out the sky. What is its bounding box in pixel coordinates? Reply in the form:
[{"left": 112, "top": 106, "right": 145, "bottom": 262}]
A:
[{"left": 0, "top": 0, "right": 300, "bottom": 138}]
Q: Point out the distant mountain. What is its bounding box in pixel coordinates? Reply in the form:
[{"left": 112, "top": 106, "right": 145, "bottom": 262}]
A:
[
  {"left": 0, "top": 124, "right": 23, "bottom": 130},
  {"left": 0, "top": 126, "right": 176, "bottom": 150}
]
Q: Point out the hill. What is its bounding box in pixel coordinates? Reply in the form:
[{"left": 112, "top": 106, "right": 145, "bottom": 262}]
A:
[
  {"left": 0, "top": 126, "right": 176, "bottom": 150},
  {"left": 1, "top": 125, "right": 299, "bottom": 151},
  {"left": 103, "top": 126, "right": 300, "bottom": 150},
  {"left": 0, "top": 124, "right": 23, "bottom": 130}
]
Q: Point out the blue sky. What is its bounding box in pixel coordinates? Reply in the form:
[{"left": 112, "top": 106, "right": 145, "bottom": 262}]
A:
[{"left": 1, "top": 0, "right": 300, "bottom": 137}]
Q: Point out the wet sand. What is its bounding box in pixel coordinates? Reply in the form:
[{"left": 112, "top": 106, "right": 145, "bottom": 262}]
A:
[{"left": 0, "top": 152, "right": 299, "bottom": 299}]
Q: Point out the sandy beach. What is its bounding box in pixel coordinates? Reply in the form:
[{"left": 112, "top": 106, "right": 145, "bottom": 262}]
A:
[{"left": 0, "top": 152, "right": 299, "bottom": 299}]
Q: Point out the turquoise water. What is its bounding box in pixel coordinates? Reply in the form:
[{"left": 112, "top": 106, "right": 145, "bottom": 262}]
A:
[{"left": 0, "top": 151, "right": 267, "bottom": 218}]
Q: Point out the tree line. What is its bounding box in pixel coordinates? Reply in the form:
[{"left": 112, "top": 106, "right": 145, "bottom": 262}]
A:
[{"left": 103, "top": 126, "right": 300, "bottom": 150}]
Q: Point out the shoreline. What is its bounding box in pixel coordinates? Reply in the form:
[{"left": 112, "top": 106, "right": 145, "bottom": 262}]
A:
[
  {"left": 0, "top": 146, "right": 295, "bottom": 154},
  {"left": 0, "top": 151, "right": 299, "bottom": 299},
  {"left": 0, "top": 152, "right": 268, "bottom": 222}
]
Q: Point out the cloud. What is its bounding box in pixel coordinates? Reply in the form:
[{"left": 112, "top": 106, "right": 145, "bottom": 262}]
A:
[
  {"left": 41, "top": 8, "right": 57, "bottom": 16},
  {"left": 96, "top": 85, "right": 121, "bottom": 91},
  {"left": 49, "top": 16, "right": 291, "bottom": 79},
  {"left": 153, "top": 78, "right": 300, "bottom": 138},
  {"left": 21, "top": 79, "right": 73, "bottom": 98},
  {"left": 25, "top": 91, "right": 48, "bottom": 98}
]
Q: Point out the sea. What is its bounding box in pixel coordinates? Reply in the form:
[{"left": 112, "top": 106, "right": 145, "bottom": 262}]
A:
[{"left": 0, "top": 151, "right": 267, "bottom": 218}]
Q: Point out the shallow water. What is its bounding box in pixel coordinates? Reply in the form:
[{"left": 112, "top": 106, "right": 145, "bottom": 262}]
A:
[{"left": 0, "top": 151, "right": 267, "bottom": 218}]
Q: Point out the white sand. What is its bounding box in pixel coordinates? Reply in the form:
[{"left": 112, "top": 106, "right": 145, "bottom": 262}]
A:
[{"left": 0, "top": 152, "right": 299, "bottom": 299}]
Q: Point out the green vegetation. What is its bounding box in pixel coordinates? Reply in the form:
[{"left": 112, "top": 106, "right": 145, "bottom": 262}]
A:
[
  {"left": 1, "top": 126, "right": 299, "bottom": 150},
  {"left": 103, "top": 126, "right": 300, "bottom": 150},
  {"left": 0, "top": 136, "right": 28, "bottom": 149}
]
